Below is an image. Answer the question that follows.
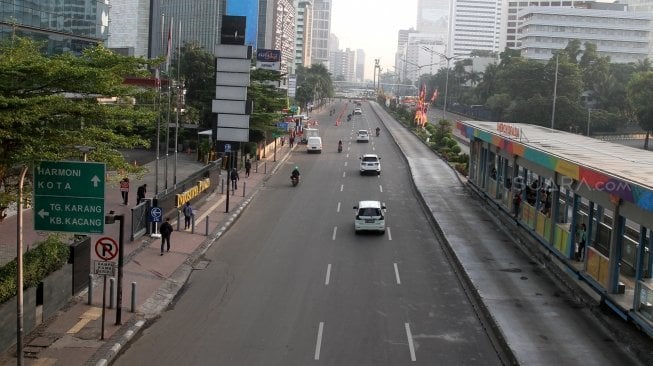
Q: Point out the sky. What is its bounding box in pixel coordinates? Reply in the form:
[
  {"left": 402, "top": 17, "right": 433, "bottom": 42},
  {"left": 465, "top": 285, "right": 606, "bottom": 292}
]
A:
[{"left": 330, "top": 0, "right": 418, "bottom": 81}]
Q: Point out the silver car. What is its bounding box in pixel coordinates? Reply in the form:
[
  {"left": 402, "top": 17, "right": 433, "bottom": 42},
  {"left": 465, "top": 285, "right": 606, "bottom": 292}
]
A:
[{"left": 360, "top": 154, "right": 381, "bottom": 175}]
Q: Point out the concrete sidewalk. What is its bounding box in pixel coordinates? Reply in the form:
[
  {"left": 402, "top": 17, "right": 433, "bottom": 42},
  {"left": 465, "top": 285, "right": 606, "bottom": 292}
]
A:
[{"left": 0, "top": 143, "right": 294, "bottom": 366}]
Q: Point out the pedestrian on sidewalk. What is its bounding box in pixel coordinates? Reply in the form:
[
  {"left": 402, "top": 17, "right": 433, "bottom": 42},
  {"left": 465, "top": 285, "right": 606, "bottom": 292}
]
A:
[
  {"left": 119, "top": 177, "right": 130, "bottom": 205},
  {"left": 160, "top": 217, "right": 173, "bottom": 255},
  {"left": 182, "top": 202, "right": 194, "bottom": 230},
  {"left": 230, "top": 167, "right": 239, "bottom": 190},
  {"left": 512, "top": 190, "right": 522, "bottom": 219},
  {"left": 245, "top": 159, "right": 252, "bottom": 177},
  {"left": 136, "top": 183, "right": 147, "bottom": 205},
  {"left": 289, "top": 136, "right": 295, "bottom": 148}
]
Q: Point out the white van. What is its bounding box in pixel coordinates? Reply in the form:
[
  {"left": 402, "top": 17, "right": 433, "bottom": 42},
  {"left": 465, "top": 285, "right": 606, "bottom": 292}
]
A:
[{"left": 306, "top": 136, "right": 322, "bottom": 153}]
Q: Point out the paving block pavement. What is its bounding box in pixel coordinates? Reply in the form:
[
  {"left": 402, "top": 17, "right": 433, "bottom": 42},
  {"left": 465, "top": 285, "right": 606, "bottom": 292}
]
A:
[{"left": 0, "top": 144, "right": 294, "bottom": 366}]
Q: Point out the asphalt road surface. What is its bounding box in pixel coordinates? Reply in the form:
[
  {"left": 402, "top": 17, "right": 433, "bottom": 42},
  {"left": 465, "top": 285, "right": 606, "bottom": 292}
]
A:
[{"left": 115, "top": 101, "right": 503, "bottom": 365}]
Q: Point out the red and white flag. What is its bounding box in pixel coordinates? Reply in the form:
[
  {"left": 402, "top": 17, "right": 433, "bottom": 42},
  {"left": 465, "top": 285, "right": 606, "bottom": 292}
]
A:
[
  {"left": 165, "top": 23, "right": 172, "bottom": 73},
  {"left": 430, "top": 89, "right": 439, "bottom": 103}
]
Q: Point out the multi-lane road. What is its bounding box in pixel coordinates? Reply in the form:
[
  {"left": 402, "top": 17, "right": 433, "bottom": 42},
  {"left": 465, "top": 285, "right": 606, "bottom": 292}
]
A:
[{"left": 115, "top": 101, "right": 504, "bottom": 365}]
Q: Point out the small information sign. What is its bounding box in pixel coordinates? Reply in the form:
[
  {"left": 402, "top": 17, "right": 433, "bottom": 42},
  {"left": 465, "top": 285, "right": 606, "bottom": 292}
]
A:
[{"left": 93, "top": 260, "right": 116, "bottom": 276}]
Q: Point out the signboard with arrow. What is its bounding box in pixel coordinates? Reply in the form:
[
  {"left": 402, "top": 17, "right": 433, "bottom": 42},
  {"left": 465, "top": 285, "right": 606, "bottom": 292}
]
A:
[{"left": 33, "top": 161, "right": 106, "bottom": 233}]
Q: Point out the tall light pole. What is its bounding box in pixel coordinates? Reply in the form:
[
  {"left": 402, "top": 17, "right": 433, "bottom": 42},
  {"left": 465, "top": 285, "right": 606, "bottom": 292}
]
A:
[
  {"left": 551, "top": 53, "right": 559, "bottom": 130},
  {"left": 587, "top": 108, "right": 592, "bottom": 136},
  {"left": 421, "top": 46, "right": 455, "bottom": 120}
]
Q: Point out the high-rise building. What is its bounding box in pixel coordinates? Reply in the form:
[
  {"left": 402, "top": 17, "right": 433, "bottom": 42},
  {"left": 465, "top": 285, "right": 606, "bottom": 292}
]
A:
[
  {"left": 270, "top": 0, "right": 296, "bottom": 76},
  {"left": 150, "top": 0, "right": 223, "bottom": 59},
  {"left": 107, "top": 0, "right": 150, "bottom": 57},
  {"left": 502, "top": 0, "right": 583, "bottom": 50},
  {"left": 402, "top": 33, "right": 443, "bottom": 83},
  {"left": 395, "top": 28, "right": 418, "bottom": 79},
  {"left": 450, "top": 0, "right": 502, "bottom": 57},
  {"left": 0, "top": 0, "right": 109, "bottom": 55},
  {"left": 330, "top": 48, "right": 356, "bottom": 81},
  {"left": 356, "top": 49, "right": 365, "bottom": 82},
  {"left": 294, "top": 0, "right": 313, "bottom": 69},
  {"left": 518, "top": 6, "right": 653, "bottom": 64},
  {"left": 416, "top": 0, "right": 450, "bottom": 37},
  {"left": 310, "top": 0, "right": 331, "bottom": 68}
]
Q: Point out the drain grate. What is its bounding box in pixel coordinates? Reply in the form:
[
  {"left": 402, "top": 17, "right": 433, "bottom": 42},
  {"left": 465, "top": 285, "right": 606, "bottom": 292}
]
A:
[{"left": 194, "top": 260, "right": 210, "bottom": 270}]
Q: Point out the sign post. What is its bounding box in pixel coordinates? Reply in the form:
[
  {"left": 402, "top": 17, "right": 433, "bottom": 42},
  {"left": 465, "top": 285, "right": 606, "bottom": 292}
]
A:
[
  {"left": 94, "top": 237, "right": 117, "bottom": 340},
  {"left": 33, "top": 161, "right": 106, "bottom": 233}
]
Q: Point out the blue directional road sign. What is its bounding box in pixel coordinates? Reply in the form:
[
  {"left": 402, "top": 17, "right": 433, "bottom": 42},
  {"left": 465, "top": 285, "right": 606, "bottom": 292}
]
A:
[
  {"left": 33, "top": 161, "right": 106, "bottom": 233},
  {"left": 149, "top": 206, "right": 162, "bottom": 223}
]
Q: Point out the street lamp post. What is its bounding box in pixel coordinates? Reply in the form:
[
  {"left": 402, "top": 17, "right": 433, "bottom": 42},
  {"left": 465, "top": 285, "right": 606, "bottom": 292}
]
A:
[
  {"left": 551, "top": 53, "right": 559, "bottom": 130},
  {"left": 587, "top": 108, "right": 592, "bottom": 136},
  {"left": 421, "top": 46, "right": 455, "bottom": 120}
]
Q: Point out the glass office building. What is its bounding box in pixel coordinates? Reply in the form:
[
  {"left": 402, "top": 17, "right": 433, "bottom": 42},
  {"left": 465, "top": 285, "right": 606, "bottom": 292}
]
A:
[{"left": 0, "top": 0, "right": 109, "bottom": 54}]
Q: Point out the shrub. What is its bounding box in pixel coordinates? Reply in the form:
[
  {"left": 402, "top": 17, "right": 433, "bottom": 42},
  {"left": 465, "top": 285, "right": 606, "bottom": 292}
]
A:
[{"left": 0, "top": 235, "right": 69, "bottom": 304}]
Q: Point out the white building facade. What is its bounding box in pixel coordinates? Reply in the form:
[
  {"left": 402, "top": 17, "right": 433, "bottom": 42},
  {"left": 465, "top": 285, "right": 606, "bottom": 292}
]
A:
[
  {"left": 310, "top": 0, "right": 332, "bottom": 68},
  {"left": 107, "top": 0, "right": 150, "bottom": 57},
  {"left": 517, "top": 7, "right": 653, "bottom": 63},
  {"left": 294, "top": 0, "right": 313, "bottom": 69},
  {"left": 450, "top": 0, "right": 502, "bottom": 57}
]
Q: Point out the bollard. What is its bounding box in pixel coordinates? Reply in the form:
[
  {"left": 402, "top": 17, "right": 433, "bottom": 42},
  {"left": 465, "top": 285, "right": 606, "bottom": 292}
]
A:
[
  {"left": 131, "top": 282, "right": 136, "bottom": 313},
  {"left": 221, "top": 178, "right": 224, "bottom": 194},
  {"left": 243, "top": 182, "right": 246, "bottom": 197},
  {"left": 88, "top": 274, "right": 93, "bottom": 305},
  {"left": 176, "top": 210, "right": 181, "bottom": 231},
  {"left": 264, "top": 161, "right": 267, "bottom": 174},
  {"left": 255, "top": 160, "right": 259, "bottom": 173},
  {"left": 109, "top": 277, "right": 115, "bottom": 309},
  {"left": 205, "top": 215, "right": 210, "bottom": 236},
  {"left": 191, "top": 214, "right": 195, "bottom": 234}
]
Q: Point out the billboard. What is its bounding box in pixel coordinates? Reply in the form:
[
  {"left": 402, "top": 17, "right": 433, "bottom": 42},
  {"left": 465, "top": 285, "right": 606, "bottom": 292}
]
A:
[
  {"left": 256, "top": 49, "right": 281, "bottom": 71},
  {"left": 220, "top": 16, "right": 246, "bottom": 45},
  {"left": 226, "top": 0, "right": 258, "bottom": 48}
]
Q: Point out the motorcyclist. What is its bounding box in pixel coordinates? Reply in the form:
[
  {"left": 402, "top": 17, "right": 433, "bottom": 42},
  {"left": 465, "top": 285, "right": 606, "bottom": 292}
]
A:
[
  {"left": 338, "top": 140, "right": 343, "bottom": 152},
  {"left": 291, "top": 166, "right": 300, "bottom": 179},
  {"left": 375, "top": 127, "right": 381, "bottom": 136}
]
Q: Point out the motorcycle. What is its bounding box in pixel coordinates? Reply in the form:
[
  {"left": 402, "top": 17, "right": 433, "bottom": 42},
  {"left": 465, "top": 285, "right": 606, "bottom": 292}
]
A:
[
  {"left": 290, "top": 175, "right": 300, "bottom": 186},
  {"left": 375, "top": 128, "right": 380, "bottom": 137},
  {"left": 338, "top": 144, "right": 342, "bottom": 153}
]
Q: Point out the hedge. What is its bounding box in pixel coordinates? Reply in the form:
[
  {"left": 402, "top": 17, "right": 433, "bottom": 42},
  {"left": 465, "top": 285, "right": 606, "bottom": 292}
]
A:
[{"left": 0, "top": 235, "right": 70, "bottom": 304}]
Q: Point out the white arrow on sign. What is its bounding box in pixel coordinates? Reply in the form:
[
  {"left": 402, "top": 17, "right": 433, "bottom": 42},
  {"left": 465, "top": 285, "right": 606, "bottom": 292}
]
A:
[
  {"left": 91, "top": 175, "right": 101, "bottom": 187},
  {"left": 38, "top": 209, "right": 49, "bottom": 219}
]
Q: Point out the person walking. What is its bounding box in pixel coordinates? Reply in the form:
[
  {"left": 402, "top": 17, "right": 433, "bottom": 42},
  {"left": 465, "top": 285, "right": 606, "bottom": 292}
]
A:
[
  {"left": 577, "top": 223, "right": 587, "bottom": 261},
  {"left": 512, "top": 190, "right": 522, "bottom": 219},
  {"left": 136, "top": 183, "right": 147, "bottom": 205},
  {"left": 182, "top": 202, "right": 194, "bottom": 230},
  {"left": 160, "top": 217, "right": 173, "bottom": 255},
  {"left": 119, "top": 177, "right": 130, "bottom": 205},
  {"left": 245, "top": 159, "right": 252, "bottom": 177},
  {"left": 230, "top": 167, "right": 239, "bottom": 190}
]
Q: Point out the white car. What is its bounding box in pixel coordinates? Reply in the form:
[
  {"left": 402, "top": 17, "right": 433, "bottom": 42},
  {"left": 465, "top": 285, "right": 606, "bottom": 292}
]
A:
[
  {"left": 353, "top": 107, "right": 362, "bottom": 115},
  {"left": 306, "top": 136, "right": 322, "bottom": 153},
  {"left": 353, "top": 200, "right": 386, "bottom": 234},
  {"left": 360, "top": 154, "right": 381, "bottom": 175},
  {"left": 356, "top": 130, "right": 369, "bottom": 142}
]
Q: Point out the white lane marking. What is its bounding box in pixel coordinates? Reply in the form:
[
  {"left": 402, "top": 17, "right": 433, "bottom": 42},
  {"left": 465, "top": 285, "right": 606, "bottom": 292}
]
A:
[
  {"left": 315, "top": 322, "right": 324, "bottom": 360},
  {"left": 379, "top": 185, "right": 383, "bottom": 192},
  {"left": 337, "top": 202, "right": 341, "bottom": 212},
  {"left": 325, "top": 264, "right": 331, "bottom": 285},
  {"left": 394, "top": 263, "right": 401, "bottom": 285},
  {"left": 405, "top": 323, "right": 416, "bottom": 361},
  {"left": 340, "top": 184, "right": 344, "bottom": 192},
  {"left": 332, "top": 226, "right": 337, "bottom": 240},
  {"left": 387, "top": 227, "right": 392, "bottom": 241},
  {"left": 344, "top": 161, "right": 348, "bottom": 167},
  {"left": 342, "top": 171, "right": 346, "bottom": 178}
]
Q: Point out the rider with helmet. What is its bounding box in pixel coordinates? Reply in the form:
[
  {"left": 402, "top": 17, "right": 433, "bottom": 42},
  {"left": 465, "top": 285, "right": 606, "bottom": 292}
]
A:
[{"left": 291, "top": 166, "right": 300, "bottom": 179}]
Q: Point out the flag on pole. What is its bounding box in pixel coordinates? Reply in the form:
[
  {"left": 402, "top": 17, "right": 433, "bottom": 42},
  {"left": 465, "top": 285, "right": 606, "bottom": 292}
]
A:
[
  {"left": 165, "top": 20, "right": 173, "bottom": 73},
  {"left": 430, "top": 89, "right": 439, "bottom": 103}
]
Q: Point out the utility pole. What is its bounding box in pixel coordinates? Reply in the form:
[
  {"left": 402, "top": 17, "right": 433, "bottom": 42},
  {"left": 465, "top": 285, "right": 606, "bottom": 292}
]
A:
[{"left": 551, "top": 53, "right": 559, "bottom": 130}]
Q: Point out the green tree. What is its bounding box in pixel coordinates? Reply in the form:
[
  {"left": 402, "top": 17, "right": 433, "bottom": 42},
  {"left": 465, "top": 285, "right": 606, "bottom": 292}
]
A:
[
  {"left": 0, "top": 38, "right": 155, "bottom": 213},
  {"left": 294, "top": 64, "right": 333, "bottom": 109},
  {"left": 627, "top": 71, "right": 653, "bottom": 148},
  {"left": 176, "top": 41, "right": 215, "bottom": 127},
  {"left": 486, "top": 93, "right": 512, "bottom": 120},
  {"left": 247, "top": 69, "right": 287, "bottom": 142}
]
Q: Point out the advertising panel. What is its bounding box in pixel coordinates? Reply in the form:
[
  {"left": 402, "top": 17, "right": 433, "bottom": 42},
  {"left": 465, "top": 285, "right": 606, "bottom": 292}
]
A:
[
  {"left": 256, "top": 49, "right": 281, "bottom": 71},
  {"left": 226, "top": 0, "right": 258, "bottom": 48}
]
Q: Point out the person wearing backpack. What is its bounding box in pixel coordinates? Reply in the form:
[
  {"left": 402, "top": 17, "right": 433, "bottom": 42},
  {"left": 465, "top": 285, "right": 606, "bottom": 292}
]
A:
[
  {"left": 160, "top": 217, "right": 173, "bottom": 255},
  {"left": 230, "top": 167, "right": 239, "bottom": 190},
  {"left": 182, "top": 202, "right": 194, "bottom": 230}
]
